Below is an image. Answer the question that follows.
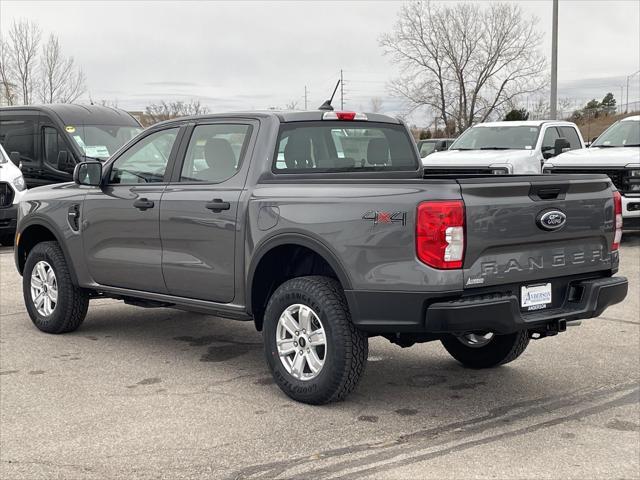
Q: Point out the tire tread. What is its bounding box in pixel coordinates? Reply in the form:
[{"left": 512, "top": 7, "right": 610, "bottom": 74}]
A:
[
  {"left": 24, "top": 241, "right": 89, "bottom": 334},
  {"left": 264, "top": 275, "right": 368, "bottom": 404}
]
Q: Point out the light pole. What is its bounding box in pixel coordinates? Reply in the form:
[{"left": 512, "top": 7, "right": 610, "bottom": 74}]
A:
[
  {"left": 550, "top": 0, "right": 559, "bottom": 120},
  {"left": 626, "top": 69, "right": 640, "bottom": 113}
]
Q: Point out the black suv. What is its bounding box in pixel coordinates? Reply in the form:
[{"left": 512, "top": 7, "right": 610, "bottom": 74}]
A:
[{"left": 0, "top": 104, "right": 141, "bottom": 188}]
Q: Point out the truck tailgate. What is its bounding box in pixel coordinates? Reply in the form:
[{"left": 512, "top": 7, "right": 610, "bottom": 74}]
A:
[{"left": 458, "top": 175, "right": 617, "bottom": 289}]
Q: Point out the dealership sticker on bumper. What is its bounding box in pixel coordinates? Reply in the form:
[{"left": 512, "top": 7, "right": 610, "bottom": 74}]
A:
[{"left": 521, "top": 283, "right": 552, "bottom": 310}]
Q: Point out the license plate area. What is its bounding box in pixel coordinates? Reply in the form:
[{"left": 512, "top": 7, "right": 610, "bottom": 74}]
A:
[{"left": 521, "top": 283, "right": 552, "bottom": 311}]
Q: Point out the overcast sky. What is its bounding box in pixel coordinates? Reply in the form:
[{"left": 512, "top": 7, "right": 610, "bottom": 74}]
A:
[{"left": 1, "top": 0, "right": 639, "bottom": 124}]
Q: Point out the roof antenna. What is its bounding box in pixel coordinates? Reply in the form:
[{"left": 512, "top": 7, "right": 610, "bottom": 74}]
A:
[{"left": 318, "top": 80, "right": 340, "bottom": 111}]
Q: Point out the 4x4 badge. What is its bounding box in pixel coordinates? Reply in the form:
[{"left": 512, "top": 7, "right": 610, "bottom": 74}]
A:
[{"left": 362, "top": 211, "right": 407, "bottom": 226}]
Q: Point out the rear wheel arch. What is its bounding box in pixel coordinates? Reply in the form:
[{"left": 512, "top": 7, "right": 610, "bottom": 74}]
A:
[
  {"left": 17, "top": 221, "right": 78, "bottom": 285},
  {"left": 247, "top": 234, "right": 352, "bottom": 331}
]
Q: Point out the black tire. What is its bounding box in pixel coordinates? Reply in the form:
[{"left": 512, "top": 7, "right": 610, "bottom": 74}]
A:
[
  {"left": 441, "top": 331, "right": 529, "bottom": 369},
  {"left": 263, "top": 276, "right": 368, "bottom": 404},
  {"left": 23, "top": 241, "right": 89, "bottom": 334}
]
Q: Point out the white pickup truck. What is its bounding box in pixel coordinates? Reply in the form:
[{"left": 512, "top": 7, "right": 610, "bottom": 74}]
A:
[
  {"left": 544, "top": 115, "right": 640, "bottom": 231},
  {"left": 423, "top": 120, "right": 584, "bottom": 175},
  {"left": 0, "top": 143, "right": 27, "bottom": 245}
]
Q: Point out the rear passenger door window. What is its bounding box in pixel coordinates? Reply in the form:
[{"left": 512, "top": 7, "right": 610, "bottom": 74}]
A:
[{"left": 179, "top": 124, "right": 252, "bottom": 183}]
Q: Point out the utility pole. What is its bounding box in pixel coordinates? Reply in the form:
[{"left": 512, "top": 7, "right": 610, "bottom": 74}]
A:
[
  {"left": 340, "top": 69, "right": 344, "bottom": 110},
  {"left": 626, "top": 70, "right": 640, "bottom": 113},
  {"left": 550, "top": 0, "right": 559, "bottom": 120},
  {"left": 304, "top": 85, "right": 308, "bottom": 110}
]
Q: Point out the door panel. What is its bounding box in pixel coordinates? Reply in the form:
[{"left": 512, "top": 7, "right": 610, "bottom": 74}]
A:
[
  {"left": 83, "top": 185, "right": 167, "bottom": 292},
  {"left": 160, "top": 122, "right": 255, "bottom": 303},
  {"left": 160, "top": 185, "right": 241, "bottom": 301}
]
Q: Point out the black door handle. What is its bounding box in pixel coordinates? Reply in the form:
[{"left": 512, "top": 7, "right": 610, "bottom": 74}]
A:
[
  {"left": 205, "top": 198, "right": 231, "bottom": 212},
  {"left": 133, "top": 198, "right": 155, "bottom": 211}
]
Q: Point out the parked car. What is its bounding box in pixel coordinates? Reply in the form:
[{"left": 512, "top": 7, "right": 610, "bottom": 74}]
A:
[
  {"left": 0, "top": 104, "right": 142, "bottom": 188},
  {"left": 544, "top": 115, "right": 640, "bottom": 231},
  {"left": 423, "top": 120, "right": 584, "bottom": 175},
  {"left": 14, "top": 110, "right": 627, "bottom": 404},
  {"left": 416, "top": 138, "right": 455, "bottom": 157},
  {"left": 0, "top": 143, "right": 27, "bottom": 245}
]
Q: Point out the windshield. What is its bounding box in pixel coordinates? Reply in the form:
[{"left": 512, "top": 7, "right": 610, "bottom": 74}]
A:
[
  {"left": 274, "top": 121, "right": 418, "bottom": 172},
  {"left": 592, "top": 120, "right": 640, "bottom": 147},
  {"left": 67, "top": 124, "right": 142, "bottom": 160},
  {"left": 450, "top": 126, "right": 540, "bottom": 150}
]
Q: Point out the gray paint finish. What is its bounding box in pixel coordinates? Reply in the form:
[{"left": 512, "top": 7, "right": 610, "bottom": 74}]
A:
[{"left": 14, "top": 111, "right": 625, "bottom": 333}]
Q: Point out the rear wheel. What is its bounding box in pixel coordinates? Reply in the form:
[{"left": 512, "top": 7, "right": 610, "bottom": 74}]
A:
[
  {"left": 263, "top": 276, "right": 368, "bottom": 404},
  {"left": 441, "top": 331, "right": 529, "bottom": 369},
  {"left": 23, "top": 241, "right": 89, "bottom": 334}
]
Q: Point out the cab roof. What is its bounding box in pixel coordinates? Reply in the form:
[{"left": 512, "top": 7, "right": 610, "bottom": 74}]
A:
[
  {"left": 0, "top": 104, "right": 140, "bottom": 127},
  {"left": 620, "top": 115, "right": 639, "bottom": 122},
  {"left": 151, "top": 110, "right": 402, "bottom": 128}
]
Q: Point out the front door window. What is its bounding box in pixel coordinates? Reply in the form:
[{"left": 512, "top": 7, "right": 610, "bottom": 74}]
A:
[{"left": 109, "top": 128, "right": 179, "bottom": 184}]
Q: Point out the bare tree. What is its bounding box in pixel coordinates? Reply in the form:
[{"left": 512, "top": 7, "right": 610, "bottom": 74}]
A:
[
  {"left": 0, "top": 38, "right": 17, "bottom": 105},
  {"left": 39, "top": 34, "right": 86, "bottom": 104},
  {"left": 285, "top": 100, "right": 299, "bottom": 110},
  {"left": 8, "top": 19, "right": 41, "bottom": 105},
  {"left": 143, "top": 100, "right": 209, "bottom": 126},
  {"left": 369, "top": 97, "right": 384, "bottom": 113},
  {"left": 380, "top": 1, "right": 546, "bottom": 135}
]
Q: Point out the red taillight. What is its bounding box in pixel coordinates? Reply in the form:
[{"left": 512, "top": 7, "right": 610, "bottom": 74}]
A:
[
  {"left": 613, "top": 190, "right": 623, "bottom": 251},
  {"left": 416, "top": 200, "right": 465, "bottom": 269}
]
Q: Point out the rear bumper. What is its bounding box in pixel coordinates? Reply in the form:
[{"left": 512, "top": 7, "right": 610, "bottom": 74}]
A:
[
  {"left": 425, "top": 276, "right": 627, "bottom": 333},
  {"left": 346, "top": 275, "right": 628, "bottom": 334},
  {"left": 0, "top": 205, "right": 17, "bottom": 233}
]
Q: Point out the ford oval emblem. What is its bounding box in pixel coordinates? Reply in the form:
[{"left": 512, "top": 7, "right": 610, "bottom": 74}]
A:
[{"left": 537, "top": 210, "right": 567, "bottom": 231}]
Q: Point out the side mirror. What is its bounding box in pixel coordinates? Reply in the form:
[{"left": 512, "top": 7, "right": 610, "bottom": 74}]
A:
[
  {"left": 9, "top": 151, "right": 20, "bottom": 167},
  {"left": 73, "top": 162, "right": 102, "bottom": 186},
  {"left": 57, "top": 150, "right": 75, "bottom": 173},
  {"left": 554, "top": 138, "right": 571, "bottom": 156}
]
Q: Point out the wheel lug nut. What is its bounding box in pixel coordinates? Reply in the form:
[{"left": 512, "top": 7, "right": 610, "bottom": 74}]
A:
[
  {"left": 299, "top": 350, "right": 303, "bottom": 354},
  {"left": 295, "top": 331, "right": 299, "bottom": 336},
  {"left": 293, "top": 342, "right": 298, "bottom": 347},
  {"left": 306, "top": 349, "right": 310, "bottom": 353}
]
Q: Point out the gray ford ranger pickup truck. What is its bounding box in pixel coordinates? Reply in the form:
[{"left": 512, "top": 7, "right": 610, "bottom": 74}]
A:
[{"left": 14, "top": 110, "right": 628, "bottom": 404}]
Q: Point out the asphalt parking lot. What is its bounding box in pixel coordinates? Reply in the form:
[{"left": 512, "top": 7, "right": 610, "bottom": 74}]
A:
[{"left": 0, "top": 237, "right": 638, "bottom": 480}]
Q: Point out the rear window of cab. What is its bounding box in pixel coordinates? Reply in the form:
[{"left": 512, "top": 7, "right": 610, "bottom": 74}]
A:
[{"left": 273, "top": 121, "right": 418, "bottom": 173}]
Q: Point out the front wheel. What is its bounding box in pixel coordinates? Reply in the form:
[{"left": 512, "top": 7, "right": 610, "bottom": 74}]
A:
[
  {"left": 263, "top": 276, "right": 368, "bottom": 404},
  {"left": 441, "top": 331, "right": 529, "bottom": 369},
  {"left": 23, "top": 241, "right": 89, "bottom": 334}
]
